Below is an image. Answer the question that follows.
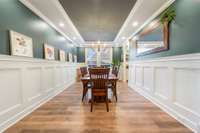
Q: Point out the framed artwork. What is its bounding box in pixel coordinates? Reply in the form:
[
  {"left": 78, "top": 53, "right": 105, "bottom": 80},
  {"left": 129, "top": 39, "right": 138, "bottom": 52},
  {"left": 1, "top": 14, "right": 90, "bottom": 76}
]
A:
[
  {"left": 74, "top": 55, "right": 77, "bottom": 63},
  {"left": 44, "top": 44, "right": 55, "bottom": 60},
  {"left": 59, "top": 50, "right": 65, "bottom": 61},
  {"left": 10, "top": 30, "right": 33, "bottom": 57},
  {"left": 135, "top": 19, "right": 169, "bottom": 56},
  {"left": 69, "top": 53, "right": 73, "bottom": 62}
]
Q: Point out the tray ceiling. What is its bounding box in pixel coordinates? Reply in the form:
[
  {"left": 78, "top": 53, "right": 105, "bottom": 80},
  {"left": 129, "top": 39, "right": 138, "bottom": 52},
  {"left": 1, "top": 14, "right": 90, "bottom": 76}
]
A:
[
  {"left": 59, "top": 0, "right": 137, "bottom": 42},
  {"left": 20, "top": 0, "right": 174, "bottom": 46}
]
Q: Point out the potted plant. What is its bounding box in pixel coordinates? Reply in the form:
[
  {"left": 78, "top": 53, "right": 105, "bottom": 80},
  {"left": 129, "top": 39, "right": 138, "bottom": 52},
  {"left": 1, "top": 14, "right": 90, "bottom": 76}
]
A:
[
  {"left": 160, "top": 7, "right": 176, "bottom": 25},
  {"left": 160, "top": 7, "right": 176, "bottom": 46},
  {"left": 112, "top": 59, "right": 121, "bottom": 70}
]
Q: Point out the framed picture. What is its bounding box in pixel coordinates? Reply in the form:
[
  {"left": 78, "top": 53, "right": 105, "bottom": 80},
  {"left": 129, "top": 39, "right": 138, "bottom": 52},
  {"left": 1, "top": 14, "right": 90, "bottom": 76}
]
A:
[
  {"left": 10, "top": 30, "right": 33, "bottom": 57},
  {"left": 44, "top": 44, "right": 55, "bottom": 60},
  {"left": 69, "top": 53, "right": 73, "bottom": 62},
  {"left": 59, "top": 50, "right": 65, "bottom": 61}
]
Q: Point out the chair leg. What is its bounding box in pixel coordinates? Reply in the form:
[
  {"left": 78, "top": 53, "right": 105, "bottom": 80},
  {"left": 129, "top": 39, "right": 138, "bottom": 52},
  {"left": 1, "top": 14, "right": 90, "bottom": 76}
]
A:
[
  {"left": 82, "top": 88, "right": 85, "bottom": 102},
  {"left": 82, "top": 87, "right": 88, "bottom": 102},
  {"left": 82, "top": 87, "right": 86, "bottom": 102},
  {"left": 113, "top": 82, "right": 117, "bottom": 102},
  {"left": 91, "top": 95, "right": 94, "bottom": 112},
  {"left": 106, "top": 96, "right": 109, "bottom": 112},
  {"left": 115, "top": 88, "right": 118, "bottom": 102}
]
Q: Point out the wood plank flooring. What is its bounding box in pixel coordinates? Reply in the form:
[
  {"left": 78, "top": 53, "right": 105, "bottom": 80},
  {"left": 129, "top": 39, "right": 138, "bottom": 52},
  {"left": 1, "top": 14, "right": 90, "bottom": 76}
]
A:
[{"left": 5, "top": 82, "right": 192, "bottom": 133}]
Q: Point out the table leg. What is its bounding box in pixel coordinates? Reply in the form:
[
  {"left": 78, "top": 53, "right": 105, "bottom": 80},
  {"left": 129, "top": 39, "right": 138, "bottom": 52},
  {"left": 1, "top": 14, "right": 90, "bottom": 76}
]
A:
[
  {"left": 82, "top": 82, "right": 88, "bottom": 102},
  {"left": 112, "top": 81, "right": 117, "bottom": 102}
]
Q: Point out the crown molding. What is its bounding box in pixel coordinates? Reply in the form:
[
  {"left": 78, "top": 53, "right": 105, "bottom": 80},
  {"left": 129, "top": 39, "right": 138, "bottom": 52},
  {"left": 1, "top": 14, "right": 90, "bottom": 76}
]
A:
[
  {"left": 115, "top": 0, "right": 176, "bottom": 45},
  {"left": 19, "top": 0, "right": 79, "bottom": 46},
  {"left": 125, "top": 0, "right": 176, "bottom": 43},
  {"left": 19, "top": 0, "right": 175, "bottom": 47}
]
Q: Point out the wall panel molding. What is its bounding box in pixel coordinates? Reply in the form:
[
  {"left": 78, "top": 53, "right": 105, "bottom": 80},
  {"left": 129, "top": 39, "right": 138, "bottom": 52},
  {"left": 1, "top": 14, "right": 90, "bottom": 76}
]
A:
[
  {"left": 128, "top": 53, "right": 200, "bottom": 133},
  {"left": 0, "top": 55, "right": 77, "bottom": 132}
]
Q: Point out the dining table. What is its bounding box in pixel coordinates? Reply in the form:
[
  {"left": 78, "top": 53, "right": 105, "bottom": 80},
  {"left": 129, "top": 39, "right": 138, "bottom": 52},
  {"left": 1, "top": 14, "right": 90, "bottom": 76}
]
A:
[{"left": 81, "top": 74, "right": 118, "bottom": 102}]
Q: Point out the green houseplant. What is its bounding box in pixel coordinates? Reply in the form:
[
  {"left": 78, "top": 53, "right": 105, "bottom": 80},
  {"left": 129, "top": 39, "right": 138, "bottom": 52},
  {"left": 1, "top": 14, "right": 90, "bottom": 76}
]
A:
[
  {"left": 112, "top": 59, "right": 120, "bottom": 66},
  {"left": 160, "top": 7, "right": 176, "bottom": 24},
  {"left": 112, "top": 59, "right": 121, "bottom": 70}
]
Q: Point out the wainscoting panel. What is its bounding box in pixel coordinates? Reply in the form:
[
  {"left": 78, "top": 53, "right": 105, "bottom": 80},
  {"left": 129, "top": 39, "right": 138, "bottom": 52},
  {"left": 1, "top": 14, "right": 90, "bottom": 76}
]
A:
[
  {"left": 25, "top": 67, "right": 42, "bottom": 102},
  {"left": 0, "top": 55, "right": 77, "bottom": 132},
  {"left": 135, "top": 66, "right": 143, "bottom": 87},
  {"left": 154, "top": 67, "right": 170, "bottom": 101},
  {"left": 143, "top": 67, "right": 153, "bottom": 92},
  {"left": 43, "top": 67, "right": 54, "bottom": 93},
  {"left": 0, "top": 68, "right": 22, "bottom": 116},
  {"left": 128, "top": 53, "right": 200, "bottom": 133}
]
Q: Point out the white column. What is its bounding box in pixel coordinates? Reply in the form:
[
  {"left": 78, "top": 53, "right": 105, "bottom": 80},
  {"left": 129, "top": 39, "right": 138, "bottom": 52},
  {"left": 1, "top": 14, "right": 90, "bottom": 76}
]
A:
[{"left": 123, "top": 41, "right": 127, "bottom": 82}]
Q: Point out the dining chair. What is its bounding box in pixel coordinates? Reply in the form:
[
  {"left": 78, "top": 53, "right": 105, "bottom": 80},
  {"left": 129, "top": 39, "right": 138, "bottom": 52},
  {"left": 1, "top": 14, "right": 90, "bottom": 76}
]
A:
[
  {"left": 80, "top": 67, "right": 88, "bottom": 77},
  {"left": 110, "top": 66, "right": 119, "bottom": 101},
  {"left": 80, "top": 67, "right": 91, "bottom": 101},
  {"left": 89, "top": 68, "right": 110, "bottom": 112}
]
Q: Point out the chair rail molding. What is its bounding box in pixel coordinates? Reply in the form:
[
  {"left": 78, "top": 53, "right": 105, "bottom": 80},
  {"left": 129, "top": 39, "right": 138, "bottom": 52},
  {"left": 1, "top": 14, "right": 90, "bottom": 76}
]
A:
[
  {"left": 128, "top": 53, "right": 200, "bottom": 133},
  {"left": 0, "top": 54, "right": 77, "bottom": 132}
]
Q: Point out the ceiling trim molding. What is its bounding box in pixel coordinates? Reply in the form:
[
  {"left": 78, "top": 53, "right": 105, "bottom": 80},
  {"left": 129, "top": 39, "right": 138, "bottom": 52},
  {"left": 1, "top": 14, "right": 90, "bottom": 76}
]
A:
[
  {"left": 53, "top": 0, "right": 85, "bottom": 43},
  {"left": 114, "top": 0, "right": 144, "bottom": 42},
  {"left": 19, "top": 0, "right": 78, "bottom": 46},
  {"left": 126, "top": 0, "right": 176, "bottom": 43}
]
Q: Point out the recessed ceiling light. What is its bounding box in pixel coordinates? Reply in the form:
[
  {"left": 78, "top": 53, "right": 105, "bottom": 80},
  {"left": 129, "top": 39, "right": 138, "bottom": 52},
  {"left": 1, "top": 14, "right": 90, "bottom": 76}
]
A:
[
  {"left": 133, "top": 36, "right": 138, "bottom": 40},
  {"left": 97, "top": 40, "right": 101, "bottom": 44},
  {"left": 122, "top": 37, "right": 126, "bottom": 40},
  {"left": 133, "top": 22, "right": 138, "bottom": 27},
  {"left": 59, "top": 22, "right": 64, "bottom": 27}
]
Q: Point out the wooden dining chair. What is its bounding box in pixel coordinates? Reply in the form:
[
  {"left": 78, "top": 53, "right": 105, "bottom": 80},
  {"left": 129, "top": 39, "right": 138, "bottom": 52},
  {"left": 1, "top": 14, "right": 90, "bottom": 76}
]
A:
[
  {"left": 89, "top": 68, "right": 110, "bottom": 112},
  {"left": 80, "top": 67, "right": 88, "bottom": 77},
  {"left": 110, "top": 66, "right": 119, "bottom": 101},
  {"left": 80, "top": 67, "right": 91, "bottom": 101}
]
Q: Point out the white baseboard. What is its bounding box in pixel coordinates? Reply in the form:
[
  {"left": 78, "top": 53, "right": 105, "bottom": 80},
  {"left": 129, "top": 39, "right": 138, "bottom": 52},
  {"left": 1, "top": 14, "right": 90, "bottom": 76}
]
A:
[
  {"left": 129, "top": 85, "right": 196, "bottom": 132},
  {"left": 128, "top": 53, "right": 200, "bottom": 133},
  {"left": 0, "top": 55, "right": 77, "bottom": 132},
  {"left": 0, "top": 81, "right": 75, "bottom": 133}
]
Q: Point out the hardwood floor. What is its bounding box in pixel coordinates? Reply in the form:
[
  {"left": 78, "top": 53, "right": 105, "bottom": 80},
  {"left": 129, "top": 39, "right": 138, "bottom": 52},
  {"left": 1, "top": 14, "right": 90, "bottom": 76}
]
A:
[{"left": 5, "top": 82, "right": 192, "bottom": 133}]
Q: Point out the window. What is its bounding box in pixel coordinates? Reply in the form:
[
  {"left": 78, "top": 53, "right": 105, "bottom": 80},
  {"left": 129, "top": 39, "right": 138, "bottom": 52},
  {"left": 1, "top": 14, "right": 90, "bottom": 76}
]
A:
[
  {"left": 86, "top": 48, "right": 97, "bottom": 66},
  {"left": 100, "top": 47, "right": 112, "bottom": 66},
  {"left": 86, "top": 47, "right": 112, "bottom": 67}
]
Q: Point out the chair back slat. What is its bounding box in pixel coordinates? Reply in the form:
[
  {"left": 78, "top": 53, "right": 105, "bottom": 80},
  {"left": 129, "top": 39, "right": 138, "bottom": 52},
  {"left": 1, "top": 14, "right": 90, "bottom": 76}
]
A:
[{"left": 89, "top": 68, "right": 110, "bottom": 90}]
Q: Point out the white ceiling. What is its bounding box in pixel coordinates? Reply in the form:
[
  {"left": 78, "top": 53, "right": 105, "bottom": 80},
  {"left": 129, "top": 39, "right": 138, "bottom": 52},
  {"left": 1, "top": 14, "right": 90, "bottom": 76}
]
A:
[{"left": 19, "top": 0, "right": 175, "bottom": 47}]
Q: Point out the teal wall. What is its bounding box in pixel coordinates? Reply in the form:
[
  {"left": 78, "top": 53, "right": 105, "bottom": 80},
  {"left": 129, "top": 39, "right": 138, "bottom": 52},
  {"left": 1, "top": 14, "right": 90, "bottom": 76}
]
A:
[
  {"left": 0, "top": 0, "right": 76, "bottom": 60},
  {"left": 130, "top": 0, "right": 200, "bottom": 60},
  {"left": 113, "top": 47, "right": 122, "bottom": 62}
]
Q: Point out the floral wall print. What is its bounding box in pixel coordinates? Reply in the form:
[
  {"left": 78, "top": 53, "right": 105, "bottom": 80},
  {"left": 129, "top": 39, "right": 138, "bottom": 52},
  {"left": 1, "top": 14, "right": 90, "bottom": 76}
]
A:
[
  {"left": 10, "top": 30, "right": 33, "bottom": 57},
  {"left": 44, "top": 44, "right": 55, "bottom": 60}
]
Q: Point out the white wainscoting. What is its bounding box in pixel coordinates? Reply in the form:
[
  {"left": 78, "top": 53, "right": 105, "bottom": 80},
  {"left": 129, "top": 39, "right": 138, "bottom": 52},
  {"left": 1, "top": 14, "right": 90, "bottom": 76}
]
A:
[
  {"left": 0, "top": 55, "right": 77, "bottom": 132},
  {"left": 128, "top": 53, "right": 200, "bottom": 133}
]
